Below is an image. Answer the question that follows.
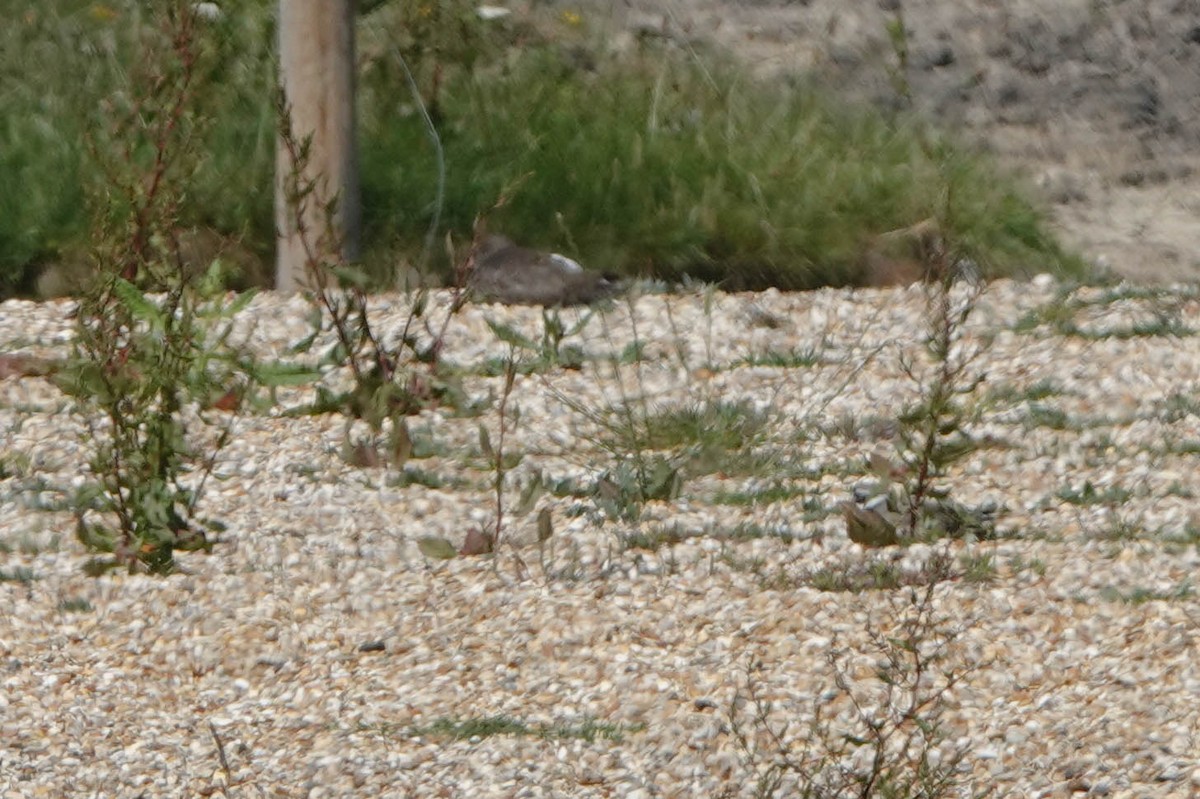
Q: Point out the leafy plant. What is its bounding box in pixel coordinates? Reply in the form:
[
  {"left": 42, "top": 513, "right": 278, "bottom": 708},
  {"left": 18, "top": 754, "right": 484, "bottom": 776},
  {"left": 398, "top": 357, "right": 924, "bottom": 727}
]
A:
[
  {"left": 486, "top": 309, "right": 593, "bottom": 372},
  {"left": 64, "top": 5, "right": 248, "bottom": 574},
  {"left": 276, "top": 82, "right": 476, "bottom": 471},
  {"left": 840, "top": 219, "right": 998, "bottom": 547}
]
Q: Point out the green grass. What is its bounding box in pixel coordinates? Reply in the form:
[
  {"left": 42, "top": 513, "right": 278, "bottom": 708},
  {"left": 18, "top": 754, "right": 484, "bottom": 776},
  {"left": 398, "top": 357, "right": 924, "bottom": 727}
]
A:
[
  {"left": 1022, "top": 403, "right": 1074, "bottom": 431},
  {"left": 0, "top": 566, "right": 39, "bottom": 583},
  {"left": 1098, "top": 582, "right": 1194, "bottom": 605},
  {"left": 58, "top": 597, "right": 95, "bottom": 613},
  {"left": 736, "top": 347, "right": 824, "bottom": 369},
  {"left": 603, "top": 398, "right": 774, "bottom": 481},
  {"left": 716, "top": 521, "right": 802, "bottom": 541},
  {"left": 3, "top": 0, "right": 1085, "bottom": 296},
  {"left": 1007, "top": 554, "right": 1047, "bottom": 578},
  {"left": 796, "top": 551, "right": 959, "bottom": 593},
  {"left": 820, "top": 411, "right": 900, "bottom": 442},
  {"left": 408, "top": 715, "right": 639, "bottom": 743},
  {"left": 617, "top": 399, "right": 769, "bottom": 454},
  {"left": 1, "top": 1, "right": 277, "bottom": 294},
  {"left": 984, "top": 378, "right": 1065, "bottom": 407},
  {"left": 1157, "top": 393, "right": 1200, "bottom": 423},
  {"left": 1056, "top": 480, "right": 1135, "bottom": 507},
  {"left": 711, "top": 482, "right": 810, "bottom": 507},
  {"left": 1014, "top": 286, "right": 1194, "bottom": 340},
  {"left": 621, "top": 525, "right": 688, "bottom": 552},
  {"left": 368, "top": 40, "right": 1084, "bottom": 288},
  {"left": 385, "top": 466, "right": 457, "bottom": 490},
  {"left": 959, "top": 551, "right": 997, "bottom": 584},
  {"left": 1090, "top": 516, "right": 1144, "bottom": 542}
]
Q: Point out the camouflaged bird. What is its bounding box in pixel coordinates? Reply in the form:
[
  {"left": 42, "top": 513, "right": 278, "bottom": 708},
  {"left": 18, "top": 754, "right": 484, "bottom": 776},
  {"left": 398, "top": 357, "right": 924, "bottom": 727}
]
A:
[{"left": 468, "top": 235, "right": 620, "bottom": 306}]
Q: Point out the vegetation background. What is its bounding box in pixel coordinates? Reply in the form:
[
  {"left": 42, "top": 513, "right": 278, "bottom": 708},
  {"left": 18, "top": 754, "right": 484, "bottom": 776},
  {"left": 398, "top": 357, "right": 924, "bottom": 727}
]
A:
[{"left": 2, "top": 0, "right": 1101, "bottom": 299}]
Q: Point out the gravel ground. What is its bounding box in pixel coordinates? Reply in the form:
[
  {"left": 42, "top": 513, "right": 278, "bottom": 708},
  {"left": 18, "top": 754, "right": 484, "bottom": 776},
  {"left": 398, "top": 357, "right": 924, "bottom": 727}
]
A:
[{"left": 2, "top": 279, "right": 1200, "bottom": 797}]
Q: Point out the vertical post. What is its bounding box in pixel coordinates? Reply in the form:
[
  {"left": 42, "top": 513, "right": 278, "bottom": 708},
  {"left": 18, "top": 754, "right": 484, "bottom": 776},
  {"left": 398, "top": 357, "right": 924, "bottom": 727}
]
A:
[{"left": 275, "top": 0, "right": 361, "bottom": 293}]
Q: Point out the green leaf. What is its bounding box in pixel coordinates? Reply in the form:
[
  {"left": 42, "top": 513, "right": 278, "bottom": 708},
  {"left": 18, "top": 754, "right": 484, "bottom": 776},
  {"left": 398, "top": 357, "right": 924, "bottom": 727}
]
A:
[
  {"left": 390, "top": 420, "right": 413, "bottom": 465},
  {"left": 417, "top": 535, "right": 458, "bottom": 560},
  {"left": 112, "top": 277, "right": 166, "bottom": 330},
  {"left": 223, "top": 289, "right": 258, "bottom": 318},
  {"left": 332, "top": 265, "right": 371, "bottom": 289},
  {"left": 288, "top": 306, "right": 325, "bottom": 354},
  {"left": 52, "top": 360, "right": 105, "bottom": 399},
  {"left": 515, "top": 472, "right": 545, "bottom": 516},
  {"left": 541, "top": 309, "right": 565, "bottom": 341},
  {"left": 642, "top": 458, "right": 683, "bottom": 501},
  {"left": 318, "top": 341, "right": 349, "bottom": 367},
  {"left": 486, "top": 319, "right": 536, "bottom": 350},
  {"left": 478, "top": 424, "right": 494, "bottom": 460},
  {"left": 536, "top": 507, "right": 554, "bottom": 543}
]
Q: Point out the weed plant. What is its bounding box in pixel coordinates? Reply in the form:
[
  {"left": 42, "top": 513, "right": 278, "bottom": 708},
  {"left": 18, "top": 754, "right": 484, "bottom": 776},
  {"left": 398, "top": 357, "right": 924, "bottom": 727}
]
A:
[
  {"left": 62, "top": 5, "right": 249, "bottom": 574},
  {"left": 838, "top": 218, "right": 999, "bottom": 549},
  {"left": 276, "top": 84, "right": 474, "bottom": 472},
  {"left": 727, "top": 584, "right": 989, "bottom": 798}
]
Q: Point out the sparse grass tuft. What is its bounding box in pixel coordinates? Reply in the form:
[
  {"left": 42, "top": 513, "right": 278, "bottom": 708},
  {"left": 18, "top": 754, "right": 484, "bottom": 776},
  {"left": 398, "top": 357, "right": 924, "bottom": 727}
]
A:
[
  {"left": 605, "top": 398, "right": 772, "bottom": 478},
  {"left": 710, "top": 483, "right": 814, "bottom": 509},
  {"left": 58, "top": 597, "right": 94, "bottom": 613},
  {"left": 1014, "top": 284, "right": 1194, "bottom": 340},
  {"left": 1099, "top": 582, "right": 1194, "bottom": 605},
  {"left": 1022, "top": 403, "right": 1074, "bottom": 431},
  {"left": 960, "top": 551, "right": 998, "bottom": 583},
  {"left": 796, "top": 550, "right": 960, "bottom": 593},
  {"left": 408, "top": 715, "right": 639, "bottom": 743},
  {"left": 737, "top": 347, "right": 823, "bottom": 369},
  {"left": 984, "top": 378, "right": 1065, "bottom": 407},
  {"left": 1056, "top": 481, "right": 1135, "bottom": 507},
  {"left": 620, "top": 525, "right": 687, "bottom": 552},
  {"left": 1008, "top": 554, "right": 1047, "bottom": 578},
  {"left": 0, "top": 566, "right": 39, "bottom": 584}
]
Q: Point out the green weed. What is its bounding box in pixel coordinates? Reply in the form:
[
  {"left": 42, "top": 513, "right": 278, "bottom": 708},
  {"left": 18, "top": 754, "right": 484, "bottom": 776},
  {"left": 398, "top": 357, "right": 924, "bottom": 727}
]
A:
[{"left": 408, "top": 715, "right": 639, "bottom": 743}]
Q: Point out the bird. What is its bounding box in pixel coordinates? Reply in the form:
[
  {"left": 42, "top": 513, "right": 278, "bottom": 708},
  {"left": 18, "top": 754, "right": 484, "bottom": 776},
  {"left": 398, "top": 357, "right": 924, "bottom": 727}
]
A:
[
  {"left": 468, "top": 234, "right": 620, "bottom": 306},
  {"left": 840, "top": 493, "right": 900, "bottom": 548}
]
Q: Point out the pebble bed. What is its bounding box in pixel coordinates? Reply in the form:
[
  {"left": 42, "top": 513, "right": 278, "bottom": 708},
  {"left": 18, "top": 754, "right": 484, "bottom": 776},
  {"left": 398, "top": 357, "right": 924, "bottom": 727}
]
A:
[{"left": 1, "top": 276, "right": 1199, "bottom": 798}]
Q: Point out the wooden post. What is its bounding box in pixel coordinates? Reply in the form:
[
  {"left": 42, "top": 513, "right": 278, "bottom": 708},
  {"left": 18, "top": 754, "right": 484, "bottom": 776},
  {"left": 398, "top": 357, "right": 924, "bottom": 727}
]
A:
[{"left": 275, "top": 0, "right": 361, "bottom": 293}]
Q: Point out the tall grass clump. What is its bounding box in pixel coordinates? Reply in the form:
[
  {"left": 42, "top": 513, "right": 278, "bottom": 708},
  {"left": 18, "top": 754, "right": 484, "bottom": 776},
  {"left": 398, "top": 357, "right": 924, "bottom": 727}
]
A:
[
  {"left": 6, "top": 1, "right": 1084, "bottom": 294},
  {"left": 359, "top": 9, "right": 1085, "bottom": 287}
]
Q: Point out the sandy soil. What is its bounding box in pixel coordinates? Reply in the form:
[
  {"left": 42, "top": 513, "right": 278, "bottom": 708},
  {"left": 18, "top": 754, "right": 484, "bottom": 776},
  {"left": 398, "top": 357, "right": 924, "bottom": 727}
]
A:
[{"left": 592, "top": 0, "right": 1200, "bottom": 283}]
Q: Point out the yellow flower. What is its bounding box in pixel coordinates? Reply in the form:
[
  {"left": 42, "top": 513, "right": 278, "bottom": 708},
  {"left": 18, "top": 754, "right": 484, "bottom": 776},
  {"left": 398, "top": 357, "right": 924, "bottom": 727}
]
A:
[
  {"left": 560, "top": 10, "right": 582, "bottom": 26},
  {"left": 417, "top": 4, "right": 432, "bottom": 17}
]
